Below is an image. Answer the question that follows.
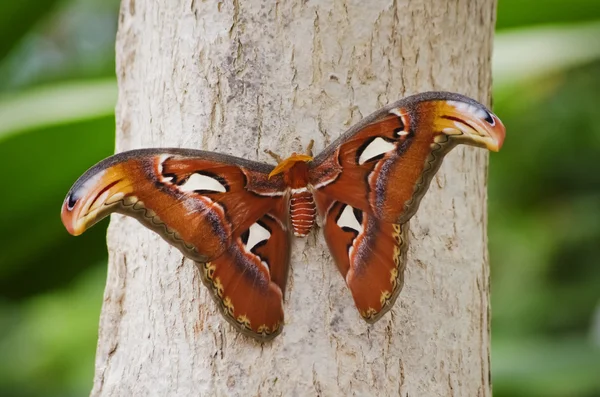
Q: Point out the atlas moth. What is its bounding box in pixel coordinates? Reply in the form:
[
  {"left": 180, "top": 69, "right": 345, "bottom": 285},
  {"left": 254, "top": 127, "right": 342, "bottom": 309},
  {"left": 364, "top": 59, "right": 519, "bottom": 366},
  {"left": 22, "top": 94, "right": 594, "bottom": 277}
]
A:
[{"left": 61, "top": 91, "right": 505, "bottom": 341}]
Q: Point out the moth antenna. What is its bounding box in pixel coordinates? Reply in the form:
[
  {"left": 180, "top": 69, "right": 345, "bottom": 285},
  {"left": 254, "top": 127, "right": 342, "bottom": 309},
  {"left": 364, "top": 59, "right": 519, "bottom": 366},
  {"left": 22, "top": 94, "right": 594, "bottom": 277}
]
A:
[
  {"left": 264, "top": 149, "right": 283, "bottom": 163},
  {"left": 305, "top": 139, "right": 315, "bottom": 157}
]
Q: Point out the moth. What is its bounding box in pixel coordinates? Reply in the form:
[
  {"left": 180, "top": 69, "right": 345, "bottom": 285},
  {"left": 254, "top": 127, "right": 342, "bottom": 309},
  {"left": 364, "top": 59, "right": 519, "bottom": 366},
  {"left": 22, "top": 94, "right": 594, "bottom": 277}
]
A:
[{"left": 61, "top": 91, "right": 505, "bottom": 341}]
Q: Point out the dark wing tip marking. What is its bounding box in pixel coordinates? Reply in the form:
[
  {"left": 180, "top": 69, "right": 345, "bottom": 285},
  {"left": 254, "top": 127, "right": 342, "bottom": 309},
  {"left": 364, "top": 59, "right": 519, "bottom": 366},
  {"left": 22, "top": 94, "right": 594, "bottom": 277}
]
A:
[{"left": 66, "top": 195, "right": 77, "bottom": 210}]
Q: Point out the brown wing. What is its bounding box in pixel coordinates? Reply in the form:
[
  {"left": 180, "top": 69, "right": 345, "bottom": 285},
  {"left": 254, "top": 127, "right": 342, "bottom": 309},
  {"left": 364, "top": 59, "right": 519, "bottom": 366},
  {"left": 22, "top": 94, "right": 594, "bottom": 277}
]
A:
[
  {"left": 61, "top": 148, "right": 291, "bottom": 340},
  {"left": 200, "top": 200, "right": 291, "bottom": 339},
  {"left": 310, "top": 91, "right": 505, "bottom": 224},
  {"left": 321, "top": 199, "right": 408, "bottom": 322},
  {"left": 310, "top": 92, "right": 505, "bottom": 322}
]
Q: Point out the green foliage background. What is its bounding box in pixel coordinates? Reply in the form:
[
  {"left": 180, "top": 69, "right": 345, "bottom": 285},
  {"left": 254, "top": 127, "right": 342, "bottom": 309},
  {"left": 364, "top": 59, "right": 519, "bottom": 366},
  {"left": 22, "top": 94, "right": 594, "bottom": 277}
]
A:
[{"left": 0, "top": 1, "right": 599, "bottom": 396}]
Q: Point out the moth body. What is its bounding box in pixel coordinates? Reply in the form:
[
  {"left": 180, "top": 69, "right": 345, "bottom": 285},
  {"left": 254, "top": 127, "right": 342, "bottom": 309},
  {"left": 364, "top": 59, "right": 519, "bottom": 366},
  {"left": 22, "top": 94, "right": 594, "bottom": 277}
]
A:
[
  {"left": 289, "top": 189, "right": 315, "bottom": 237},
  {"left": 269, "top": 152, "right": 318, "bottom": 237}
]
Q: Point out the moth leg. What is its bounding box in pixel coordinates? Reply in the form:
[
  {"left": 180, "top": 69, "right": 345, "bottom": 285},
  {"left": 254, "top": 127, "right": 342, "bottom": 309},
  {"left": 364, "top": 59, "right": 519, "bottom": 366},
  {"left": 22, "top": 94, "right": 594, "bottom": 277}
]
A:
[
  {"left": 264, "top": 149, "right": 283, "bottom": 163},
  {"left": 305, "top": 139, "right": 315, "bottom": 157}
]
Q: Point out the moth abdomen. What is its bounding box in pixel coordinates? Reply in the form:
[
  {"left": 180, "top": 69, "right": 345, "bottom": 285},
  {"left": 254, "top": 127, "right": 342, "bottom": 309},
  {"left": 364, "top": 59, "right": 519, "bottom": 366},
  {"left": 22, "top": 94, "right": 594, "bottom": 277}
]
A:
[{"left": 290, "top": 189, "right": 316, "bottom": 237}]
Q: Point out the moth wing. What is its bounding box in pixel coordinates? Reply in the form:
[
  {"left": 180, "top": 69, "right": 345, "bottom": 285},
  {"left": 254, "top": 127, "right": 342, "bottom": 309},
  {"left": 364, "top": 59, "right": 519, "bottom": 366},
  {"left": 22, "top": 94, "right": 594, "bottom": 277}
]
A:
[
  {"left": 319, "top": 198, "right": 408, "bottom": 322},
  {"left": 309, "top": 92, "right": 504, "bottom": 322},
  {"left": 62, "top": 148, "right": 291, "bottom": 339},
  {"left": 310, "top": 91, "right": 504, "bottom": 224},
  {"left": 201, "top": 200, "right": 291, "bottom": 339}
]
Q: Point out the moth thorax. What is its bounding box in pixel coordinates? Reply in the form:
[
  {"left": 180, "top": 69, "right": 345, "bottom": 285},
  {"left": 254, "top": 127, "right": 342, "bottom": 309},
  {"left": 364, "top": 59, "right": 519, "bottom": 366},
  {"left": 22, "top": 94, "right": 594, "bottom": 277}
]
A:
[{"left": 290, "top": 190, "right": 316, "bottom": 237}]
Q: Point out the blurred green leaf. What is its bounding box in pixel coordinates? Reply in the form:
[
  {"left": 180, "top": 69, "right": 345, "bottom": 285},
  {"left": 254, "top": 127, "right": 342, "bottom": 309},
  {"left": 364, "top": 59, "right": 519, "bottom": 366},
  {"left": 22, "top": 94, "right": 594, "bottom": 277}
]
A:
[
  {"left": 0, "top": 80, "right": 115, "bottom": 298},
  {"left": 0, "top": 115, "right": 114, "bottom": 299},
  {"left": 0, "top": 0, "right": 119, "bottom": 92},
  {"left": 491, "top": 60, "right": 600, "bottom": 335},
  {"left": 0, "top": 79, "right": 116, "bottom": 143},
  {"left": 0, "top": 263, "right": 106, "bottom": 397},
  {"left": 493, "top": 336, "right": 600, "bottom": 397},
  {"left": 0, "top": 0, "right": 62, "bottom": 61},
  {"left": 494, "top": 22, "right": 600, "bottom": 89},
  {"left": 497, "top": 0, "right": 600, "bottom": 30}
]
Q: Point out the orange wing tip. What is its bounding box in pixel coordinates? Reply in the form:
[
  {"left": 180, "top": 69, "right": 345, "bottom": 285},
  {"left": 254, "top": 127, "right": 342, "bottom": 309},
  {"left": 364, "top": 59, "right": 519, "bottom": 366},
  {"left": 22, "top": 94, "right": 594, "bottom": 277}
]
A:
[
  {"left": 435, "top": 99, "right": 506, "bottom": 152},
  {"left": 61, "top": 169, "right": 132, "bottom": 235},
  {"left": 487, "top": 114, "right": 506, "bottom": 152},
  {"left": 60, "top": 209, "right": 76, "bottom": 235},
  {"left": 61, "top": 202, "right": 83, "bottom": 236}
]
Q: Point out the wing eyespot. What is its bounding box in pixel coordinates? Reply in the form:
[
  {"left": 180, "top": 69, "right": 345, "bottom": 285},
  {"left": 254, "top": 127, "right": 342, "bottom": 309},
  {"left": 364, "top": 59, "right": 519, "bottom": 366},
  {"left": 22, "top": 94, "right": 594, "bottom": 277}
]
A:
[
  {"left": 242, "top": 220, "right": 272, "bottom": 254},
  {"left": 336, "top": 204, "right": 364, "bottom": 235},
  {"left": 483, "top": 111, "right": 495, "bottom": 126},
  {"left": 356, "top": 137, "right": 396, "bottom": 165},
  {"left": 176, "top": 171, "right": 229, "bottom": 194},
  {"left": 66, "top": 195, "right": 77, "bottom": 210}
]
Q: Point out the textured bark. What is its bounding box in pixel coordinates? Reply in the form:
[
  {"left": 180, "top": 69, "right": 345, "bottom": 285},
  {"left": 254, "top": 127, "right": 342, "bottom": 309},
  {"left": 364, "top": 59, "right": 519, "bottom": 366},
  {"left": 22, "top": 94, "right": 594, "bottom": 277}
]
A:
[{"left": 93, "top": 0, "right": 497, "bottom": 396}]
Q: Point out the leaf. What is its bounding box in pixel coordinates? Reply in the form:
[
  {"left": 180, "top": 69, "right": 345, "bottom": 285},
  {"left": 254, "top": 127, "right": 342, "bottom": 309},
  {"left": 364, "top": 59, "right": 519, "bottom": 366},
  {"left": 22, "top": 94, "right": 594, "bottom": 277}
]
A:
[
  {"left": 497, "top": 0, "right": 600, "bottom": 30},
  {"left": 493, "top": 336, "right": 600, "bottom": 397},
  {"left": 493, "top": 22, "right": 600, "bottom": 89},
  {"left": 0, "top": 0, "right": 62, "bottom": 60},
  {"left": 0, "top": 79, "right": 116, "bottom": 143},
  {"left": 0, "top": 80, "right": 116, "bottom": 299},
  {"left": 0, "top": 263, "right": 106, "bottom": 397}
]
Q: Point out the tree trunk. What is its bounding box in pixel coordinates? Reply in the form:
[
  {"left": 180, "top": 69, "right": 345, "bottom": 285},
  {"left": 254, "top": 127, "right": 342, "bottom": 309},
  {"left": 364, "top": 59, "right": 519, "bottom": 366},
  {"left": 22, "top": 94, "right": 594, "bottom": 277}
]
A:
[{"left": 93, "top": 0, "right": 497, "bottom": 395}]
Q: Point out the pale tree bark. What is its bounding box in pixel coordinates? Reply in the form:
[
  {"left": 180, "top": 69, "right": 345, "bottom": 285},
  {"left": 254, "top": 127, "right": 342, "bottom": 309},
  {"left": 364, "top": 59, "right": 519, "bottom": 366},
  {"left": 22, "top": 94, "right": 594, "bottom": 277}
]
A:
[{"left": 93, "top": 0, "right": 497, "bottom": 395}]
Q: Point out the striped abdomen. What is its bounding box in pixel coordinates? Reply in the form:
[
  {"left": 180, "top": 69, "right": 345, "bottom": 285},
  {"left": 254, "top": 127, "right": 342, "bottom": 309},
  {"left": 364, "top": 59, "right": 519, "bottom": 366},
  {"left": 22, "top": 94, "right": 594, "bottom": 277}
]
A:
[{"left": 290, "top": 190, "right": 316, "bottom": 237}]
